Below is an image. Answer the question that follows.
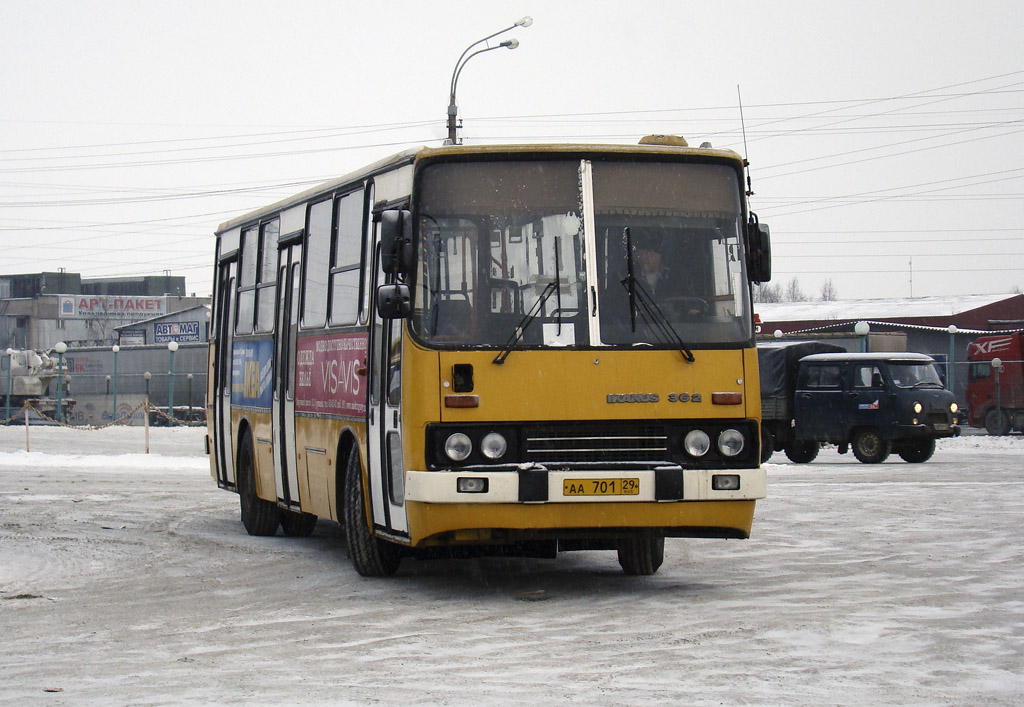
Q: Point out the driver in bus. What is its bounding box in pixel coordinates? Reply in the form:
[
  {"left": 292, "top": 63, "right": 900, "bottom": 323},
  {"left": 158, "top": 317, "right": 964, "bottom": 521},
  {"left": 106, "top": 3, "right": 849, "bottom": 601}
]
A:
[{"left": 633, "top": 229, "right": 705, "bottom": 317}]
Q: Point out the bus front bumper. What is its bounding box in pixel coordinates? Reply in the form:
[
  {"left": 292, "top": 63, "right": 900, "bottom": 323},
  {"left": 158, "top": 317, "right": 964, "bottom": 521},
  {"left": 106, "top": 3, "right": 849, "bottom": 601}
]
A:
[{"left": 405, "top": 466, "right": 766, "bottom": 504}]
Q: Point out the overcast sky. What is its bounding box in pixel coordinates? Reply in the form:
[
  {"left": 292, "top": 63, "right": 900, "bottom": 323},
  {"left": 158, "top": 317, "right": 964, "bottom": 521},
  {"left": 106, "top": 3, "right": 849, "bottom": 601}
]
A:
[{"left": 2, "top": 0, "right": 1022, "bottom": 300}]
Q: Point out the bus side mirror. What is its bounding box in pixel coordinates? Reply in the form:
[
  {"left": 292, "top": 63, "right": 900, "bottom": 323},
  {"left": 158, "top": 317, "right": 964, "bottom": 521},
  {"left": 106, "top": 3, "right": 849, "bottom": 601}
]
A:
[
  {"left": 380, "top": 209, "right": 414, "bottom": 277},
  {"left": 377, "top": 283, "right": 411, "bottom": 319},
  {"left": 747, "top": 219, "right": 772, "bottom": 283}
]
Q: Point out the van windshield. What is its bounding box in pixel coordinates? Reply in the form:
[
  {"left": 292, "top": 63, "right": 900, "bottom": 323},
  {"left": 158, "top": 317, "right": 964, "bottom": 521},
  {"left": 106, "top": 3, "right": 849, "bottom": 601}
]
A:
[{"left": 889, "top": 362, "right": 944, "bottom": 388}]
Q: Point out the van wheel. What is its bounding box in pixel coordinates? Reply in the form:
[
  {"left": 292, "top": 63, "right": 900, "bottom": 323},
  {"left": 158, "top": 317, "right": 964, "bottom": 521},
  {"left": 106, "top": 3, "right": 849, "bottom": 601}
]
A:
[
  {"left": 852, "top": 429, "right": 891, "bottom": 464},
  {"left": 342, "top": 445, "right": 402, "bottom": 577},
  {"left": 280, "top": 510, "right": 318, "bottom": 537},
  {"left": 785, "top": 440, "right": 819, "bottom": 464},
  {"left": 984, "top": 408, "right": 1011, "bottom": 436},
  {"left": 760, "top": 427, "right": 775, "bottom": 463},
  {"left": 898, "top": 438, "right": 936, "bottom": 463},
  {"left": 617, "top": 536, "right": 665, "bottom": 575},
  {"left": 237, "top": 430, "right": 280, "bottom": 536}
]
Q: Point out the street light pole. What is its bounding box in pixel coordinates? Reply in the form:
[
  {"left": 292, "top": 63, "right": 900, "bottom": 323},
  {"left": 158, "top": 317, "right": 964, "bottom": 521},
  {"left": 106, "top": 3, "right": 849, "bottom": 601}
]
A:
[
  {"left": 167, "top": 340, "right": 178, "bottom": 427},
  {"left": 54, "top": 342, "right": 67, "bottom": 423},
  {"left": 445, "top": 16, "right": 531, "bottom": 145},
  {"left": 947, "top": 325, "right": 957, "bottom": 394},
  {"left": 854, "top": 321, "right": 870, "bottom": 353},
  {"left": 5, "top": 348, "right": 14, "bottom": 421},
  {"left": 111, "top": 344, "right": 120, "bottom": 422},
  {"left": 992, "top": 357, "right": 1003, "bottom": 435}
]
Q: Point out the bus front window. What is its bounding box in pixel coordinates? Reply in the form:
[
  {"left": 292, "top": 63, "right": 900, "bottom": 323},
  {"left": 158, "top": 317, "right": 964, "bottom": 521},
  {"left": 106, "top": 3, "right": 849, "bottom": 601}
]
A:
[
  {"left": 593, "top": 161, "right": 750, "bottom": 346},
  {"left": 414, "top": 160, "right": 585, "bottom": 347}
]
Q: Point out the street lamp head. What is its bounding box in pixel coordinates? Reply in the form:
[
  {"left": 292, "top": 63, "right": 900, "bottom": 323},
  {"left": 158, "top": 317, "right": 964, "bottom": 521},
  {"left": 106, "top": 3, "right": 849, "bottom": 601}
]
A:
[
  {"left": 854, "top": 321, "right": 870, "bottom": 336},
  {"left": 773, "top": 329, "right": 783, "bottom": 339},
  {"left": 5, "top": 348, "right": 13, "bottom": 355},
  {"left": 947, "top": 325, "right": 957, "bottom": 334},
  {"left": 144, "top": 371, "right": 152, "bottom": 381},
  {"left": 54, "top": 342, "right": 67, "bottom": 354},
  {"left": 112, "top": 345, "right": 120, "bottom": 353},
  {"left": 515, "top": 16, "right": 533, "bottom": 27},
  {"left": 991, "top": 357, "right": 1002, "bottom": 371},
  {"left": 167, "top": 341, "right": 179, "bottom": 352}
]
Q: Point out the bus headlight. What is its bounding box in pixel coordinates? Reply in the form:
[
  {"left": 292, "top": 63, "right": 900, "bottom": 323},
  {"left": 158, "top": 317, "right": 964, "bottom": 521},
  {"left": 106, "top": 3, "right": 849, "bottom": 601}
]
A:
[
  {"left": 913, "top": 402, "right": 923, "bottom": 414},
  {"left": 683, "top": 430, "right": 711, "bottom": 457},
  {"left": 950, "top": 402, "right": 959, "bottom": 414},
  {"left": 444, "top": 433, "right": 473, "bottom": 462},
  {"left": 480, "top": 432, "right": 508, "bottom": 460},
  {"left": 717, "top": 428, "right": 745, "bottom": 457}
]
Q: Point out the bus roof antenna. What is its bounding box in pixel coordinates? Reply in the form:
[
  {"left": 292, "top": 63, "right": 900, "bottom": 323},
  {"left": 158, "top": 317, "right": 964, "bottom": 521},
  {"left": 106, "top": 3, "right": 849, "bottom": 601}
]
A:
[{"left": 737, "top": 85, "right": 754, "bottom": 197}]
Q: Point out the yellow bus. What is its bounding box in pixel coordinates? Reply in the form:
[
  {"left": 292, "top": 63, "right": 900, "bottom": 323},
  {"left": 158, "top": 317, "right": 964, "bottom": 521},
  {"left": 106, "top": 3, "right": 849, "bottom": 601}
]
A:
[{"left": 207, "top": 136, "right": 773, "bottom": 576}]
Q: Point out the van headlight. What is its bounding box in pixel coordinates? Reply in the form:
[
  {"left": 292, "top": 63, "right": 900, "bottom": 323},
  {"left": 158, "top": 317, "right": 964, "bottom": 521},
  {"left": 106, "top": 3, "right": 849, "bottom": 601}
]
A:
[
  {"left": 950, "top": 402, "right": 959, "bottom": 414},
  {"left": 913, "top": 402, "right": 923, "bottom": 414},
  {"left": 444, "top": 433, "right": 473, "bottom": 462}
]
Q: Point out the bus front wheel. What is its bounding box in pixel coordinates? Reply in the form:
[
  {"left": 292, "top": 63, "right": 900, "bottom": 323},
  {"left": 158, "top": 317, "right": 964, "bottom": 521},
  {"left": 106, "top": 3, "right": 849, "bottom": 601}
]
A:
[
  {"left": 342, "top": 446, "right": 402, "bottom": 577},
  {"left": 237, "top": 430, "right": 280, "bottom": 536},
  {"left": 617, "top": 536, "right": 665, "bottom": 575}
]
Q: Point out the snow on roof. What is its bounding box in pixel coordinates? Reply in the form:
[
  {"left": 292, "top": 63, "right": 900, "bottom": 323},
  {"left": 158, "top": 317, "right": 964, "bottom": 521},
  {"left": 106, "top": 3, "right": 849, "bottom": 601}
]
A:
[{"left": 755, "top": 293, "right": 1015, "bottom": 322}]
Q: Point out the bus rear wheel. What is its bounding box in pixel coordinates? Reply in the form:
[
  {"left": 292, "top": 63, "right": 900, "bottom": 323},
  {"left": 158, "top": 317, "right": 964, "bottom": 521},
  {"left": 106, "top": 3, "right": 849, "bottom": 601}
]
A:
[
  {"left": 342, "top": 446, "right": 402, "bottom": 577},
  {"left": 617, "top": 536, "right": 665, "bottom": 575},
  {"left": 237, "top": 430, "right": 280, "bottom": 536}
]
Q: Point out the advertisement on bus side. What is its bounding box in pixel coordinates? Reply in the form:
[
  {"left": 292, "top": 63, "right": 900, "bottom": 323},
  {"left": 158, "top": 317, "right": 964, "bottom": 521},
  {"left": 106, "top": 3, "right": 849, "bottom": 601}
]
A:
[{"left": 294, "top": 332, "right": 368, "bottom": 417}]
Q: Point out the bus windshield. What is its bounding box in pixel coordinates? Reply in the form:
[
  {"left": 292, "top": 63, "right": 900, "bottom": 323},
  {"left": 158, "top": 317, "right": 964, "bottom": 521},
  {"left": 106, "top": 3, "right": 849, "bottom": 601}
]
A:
[{"left": 412, "top": 158, "right": 751, "bottom": 349}]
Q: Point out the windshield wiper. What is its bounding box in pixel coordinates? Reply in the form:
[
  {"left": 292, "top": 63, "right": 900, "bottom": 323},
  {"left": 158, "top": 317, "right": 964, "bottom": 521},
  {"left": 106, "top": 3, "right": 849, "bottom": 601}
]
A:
[
  {"left": 620, "top": 228, "right": 695, "bottom": 363},
  {"left": 493, "top": 279, "right": 559, "bottom": 365}
]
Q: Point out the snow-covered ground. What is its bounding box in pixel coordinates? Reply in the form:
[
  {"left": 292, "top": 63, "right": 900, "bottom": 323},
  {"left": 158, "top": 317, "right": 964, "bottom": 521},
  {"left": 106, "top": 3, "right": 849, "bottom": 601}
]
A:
[{"left": 1, "top": 426, "right": 1022, "bottom": 705}]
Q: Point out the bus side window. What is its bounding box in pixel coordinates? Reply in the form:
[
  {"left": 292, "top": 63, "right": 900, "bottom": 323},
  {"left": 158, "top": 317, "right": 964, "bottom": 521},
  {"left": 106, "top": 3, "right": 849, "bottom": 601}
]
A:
[
  {"left": 255, "top": 219, "right": 279, "bottom": 333},
  {"left": 330, "top": 189, "right": 363, "bottom": 326},
  {"left": 235, "top": 226, "right": 258, "bottom": 335},
  {"left": 303, "top": 199, "right": 331, "bottom": 328}
]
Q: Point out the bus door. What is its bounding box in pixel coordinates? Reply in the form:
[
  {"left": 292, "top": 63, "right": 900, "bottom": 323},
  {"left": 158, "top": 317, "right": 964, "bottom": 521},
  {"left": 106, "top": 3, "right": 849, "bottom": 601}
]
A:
[
  {"left": 367, "top": 240, "right": 409, "bottom": 536},
  {"left": 213, "top": 258, "right": 237, "bottom": 488},
  {"left": 272, "top": 241, "right": 302, "bottom": 509}
]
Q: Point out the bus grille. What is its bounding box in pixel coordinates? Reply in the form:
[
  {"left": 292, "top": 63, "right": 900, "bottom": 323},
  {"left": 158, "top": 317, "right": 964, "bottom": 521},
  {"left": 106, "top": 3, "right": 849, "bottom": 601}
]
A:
[{"left": 524, "top": 424, "right": 670, "bottom": 463}]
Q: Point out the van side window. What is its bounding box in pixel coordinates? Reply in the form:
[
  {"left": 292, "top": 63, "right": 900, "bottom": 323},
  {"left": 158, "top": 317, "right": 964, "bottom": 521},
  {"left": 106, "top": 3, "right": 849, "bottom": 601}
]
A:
[
  {"left": 806, "top": 364, "right": 841, "bottom": 388},
  {"left": 855, "top": 365, "right": 884, "bottom": 388}
]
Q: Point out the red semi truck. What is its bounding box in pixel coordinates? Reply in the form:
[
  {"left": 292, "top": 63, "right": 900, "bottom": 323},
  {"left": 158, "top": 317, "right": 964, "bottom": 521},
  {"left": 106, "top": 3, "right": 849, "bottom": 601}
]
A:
[{"left": 966, "top": 333, "right": 1024, "bottom": 435}]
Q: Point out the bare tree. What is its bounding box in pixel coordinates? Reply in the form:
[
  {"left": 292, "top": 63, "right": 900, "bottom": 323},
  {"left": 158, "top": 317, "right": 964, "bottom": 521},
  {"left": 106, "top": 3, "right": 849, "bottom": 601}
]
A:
[
  {"left": 820, "top": 278, "right": 838, "bottom": 301},
  {"left": 784, "top": 277, "right": 807, "bottom": 302},
  {"left": 753, "top": 282, "right": 782, "bottom": 303}
]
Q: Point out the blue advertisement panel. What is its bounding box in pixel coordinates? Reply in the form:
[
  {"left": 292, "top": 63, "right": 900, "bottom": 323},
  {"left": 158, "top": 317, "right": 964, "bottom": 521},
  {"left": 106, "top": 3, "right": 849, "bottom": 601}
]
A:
[{"left": 231, "top": 340, "right": 274, "bottom": 408}]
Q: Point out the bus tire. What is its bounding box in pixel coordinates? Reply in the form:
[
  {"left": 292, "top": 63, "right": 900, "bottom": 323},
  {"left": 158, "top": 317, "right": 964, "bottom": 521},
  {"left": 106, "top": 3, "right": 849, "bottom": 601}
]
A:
[
  {"left": 852, "top": 428, "right": 891, "bottom": 464},
  {"left": 984, "top": 408, "right": 1011, "bottom": 436},
  {"left": 237, "top": 429, "right": 280, "bottom": 536},
  {"left": 343, "top": 446, "right": 401, "bottom": 577},
  {"left": 784, "top": 440, "right": 819, "bottom": 464},
  {"left": 280, "top": 510, "right": 318, "bottom": 537},
  {"left": 898, "top": 438, "right": 936, "bottom": 463},
  {"left": 617, "top": 536, "right": 665, "bottom": 575}
]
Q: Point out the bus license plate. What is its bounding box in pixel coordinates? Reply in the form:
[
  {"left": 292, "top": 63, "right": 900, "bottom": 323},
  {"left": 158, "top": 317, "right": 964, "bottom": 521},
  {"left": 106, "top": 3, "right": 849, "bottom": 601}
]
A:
[{"left": 563, "top": 478, "right": 640, "bottom": 496}]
